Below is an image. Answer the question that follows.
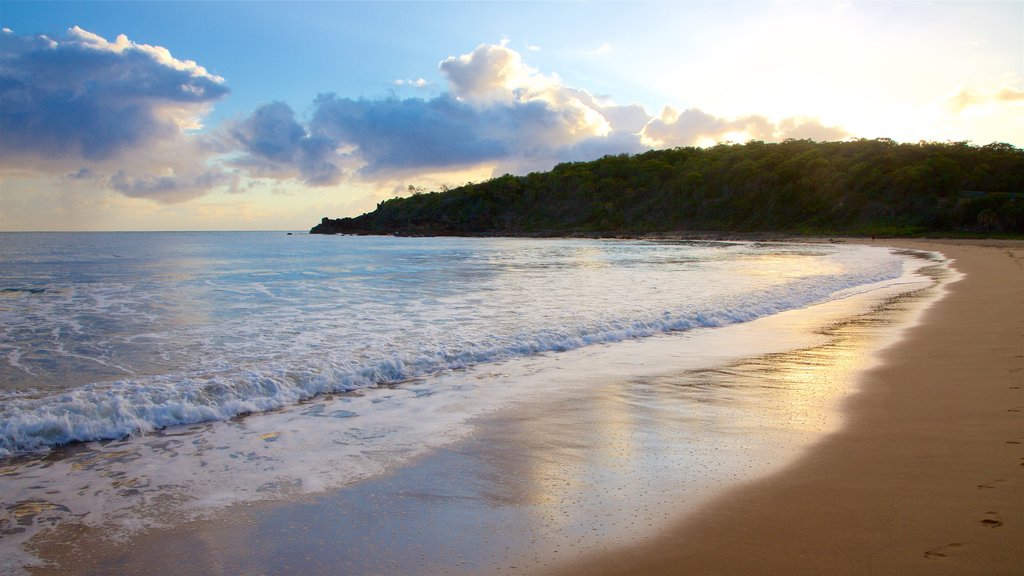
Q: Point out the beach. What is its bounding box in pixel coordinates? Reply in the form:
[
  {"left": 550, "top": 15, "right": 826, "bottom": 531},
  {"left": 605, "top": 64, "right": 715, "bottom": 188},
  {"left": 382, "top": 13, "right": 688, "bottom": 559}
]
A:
[
  {"left": 549, "top": 239, "right": 1024, "bottom": 576},
  {"left": 11, "top": 238, "right": 1022, "bottom": 575}
]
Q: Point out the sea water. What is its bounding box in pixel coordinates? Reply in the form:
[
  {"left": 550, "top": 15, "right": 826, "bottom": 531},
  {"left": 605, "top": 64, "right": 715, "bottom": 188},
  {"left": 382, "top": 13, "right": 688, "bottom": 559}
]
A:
[{"left": 0, "top": 232, "right": 937, "bottom": 572}]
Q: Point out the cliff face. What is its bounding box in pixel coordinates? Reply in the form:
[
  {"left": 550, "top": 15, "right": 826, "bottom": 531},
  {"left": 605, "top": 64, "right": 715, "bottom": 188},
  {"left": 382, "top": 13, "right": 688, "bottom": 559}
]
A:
[{"left": 311, "top": 140, "right": 1024, "bottom": 237}]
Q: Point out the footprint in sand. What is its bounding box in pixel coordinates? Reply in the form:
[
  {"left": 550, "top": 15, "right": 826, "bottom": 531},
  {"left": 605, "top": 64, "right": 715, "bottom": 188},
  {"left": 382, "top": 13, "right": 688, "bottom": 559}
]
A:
[
  {"left": 924, "top": 543, "right": 963, "bottom": 559},
  {"left": 980, "top": 512, "right": 1003, "bottom": 528}
]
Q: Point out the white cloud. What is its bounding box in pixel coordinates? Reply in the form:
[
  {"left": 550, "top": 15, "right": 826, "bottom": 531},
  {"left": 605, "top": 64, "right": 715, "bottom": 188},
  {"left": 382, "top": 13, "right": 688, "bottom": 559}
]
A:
[
  {"left": 439, "top": 44, "right": 612, "bottom": 143},
  {"left": 65, "top": 26, "right": 224, "bottom": 83},
  {"left": 440, "top": 43, "right": 548, "bottom": 104},
  {"left": 641, "top": 107, "right": 847, "bottom": 147},
  {"left": 394, "top": 78, "right": 430, "bottom": 88}
]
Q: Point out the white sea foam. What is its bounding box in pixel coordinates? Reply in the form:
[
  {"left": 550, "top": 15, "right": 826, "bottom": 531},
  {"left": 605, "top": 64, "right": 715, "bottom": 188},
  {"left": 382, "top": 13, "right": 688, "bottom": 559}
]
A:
[{"left": 0, "top": 240, "right": 904, "bottom": 457}]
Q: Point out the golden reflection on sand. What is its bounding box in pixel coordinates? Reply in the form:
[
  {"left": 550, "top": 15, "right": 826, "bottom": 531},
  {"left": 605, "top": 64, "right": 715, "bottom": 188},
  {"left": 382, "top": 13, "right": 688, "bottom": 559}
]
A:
[{"left": 508, "top": 278, "right": 933, "bottom": 558}]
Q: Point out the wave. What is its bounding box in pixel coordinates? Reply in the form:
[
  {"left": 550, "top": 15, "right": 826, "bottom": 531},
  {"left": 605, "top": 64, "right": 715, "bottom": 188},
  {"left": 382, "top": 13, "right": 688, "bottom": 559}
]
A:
[{"left": 0, "top": 261, "right": 904, "bottom": 457}]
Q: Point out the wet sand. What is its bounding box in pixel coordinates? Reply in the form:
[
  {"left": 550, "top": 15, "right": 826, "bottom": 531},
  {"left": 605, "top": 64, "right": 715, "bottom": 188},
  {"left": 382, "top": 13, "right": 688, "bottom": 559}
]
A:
[{"left": 548, "top": 239, "right": 1024, "bottom": 576}]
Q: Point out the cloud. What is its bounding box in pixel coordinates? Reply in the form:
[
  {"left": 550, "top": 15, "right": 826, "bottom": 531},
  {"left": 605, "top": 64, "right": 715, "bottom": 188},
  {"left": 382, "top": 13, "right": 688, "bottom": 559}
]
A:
[
  {"left": 229, "top": 43, "right": 645, "bottom": 182},
  {"left": 775, "top": 117, "right": 849, "bottom": 141},
  {"left": 0, "top": 27, "right": 232, "bottom": 203},
  {"left": 67, "top": 167, "right": 97, "bottom": 181},
  {"left": 393, "top": 78, "right": 430, "bottom": 88},
  {"left": 229, "top": 101, "right": 342, "bottom": 185},
  {"left": 997, "top": 88, "right": 1024, "bottom": 103},
  {"left": 641, "top": 107, "right": 847, "bottom": 147},
  {"left": 1, "top": 26, "right": 227, "bottom": 163},
  {"left": 598, "top": 102, "right": 650, "bottom": 134},
  {"left": 109, "top": 169, "right": 236, "bottom": 200},
  {"left": 2, "top": 27, "right": 853, "bottom": 208},
  {"left": 440, "top": 43, "right": 547, "bottom": 104},
  {"left": 310, "top": 94, "right": 508, "bottom": 174},
  {"left": 254, "top": 43, "right": 850, "bottom": 184},
  {"left": 948, "top": 86, "right": 1024, "bottom": 111}
]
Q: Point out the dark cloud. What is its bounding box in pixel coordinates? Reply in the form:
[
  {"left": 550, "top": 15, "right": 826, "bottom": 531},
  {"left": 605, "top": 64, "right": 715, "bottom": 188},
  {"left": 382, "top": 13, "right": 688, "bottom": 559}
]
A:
[
  {"left": 109, "top": 170, "right": 236, "bottom": 203},
  {"left": 66, "top": 167, "right": 98, "bottom": 181},
  {"left": 0, "top": 27, "right": 228, "bottom": 162},
  {"left": 230, "top": 102, "right": 341, "bottom": 185},
  {"left": 311, "top": 93, "right": 509, "bottom": 174},
  {"left": 230, "top": 94, "right": 514, "bottom": 182},
  {"left": 0, "top": 27, "right": 233, "bottom": 204},
  {"left": 232, "top": 92, "right": 598, "bottom": 180}
]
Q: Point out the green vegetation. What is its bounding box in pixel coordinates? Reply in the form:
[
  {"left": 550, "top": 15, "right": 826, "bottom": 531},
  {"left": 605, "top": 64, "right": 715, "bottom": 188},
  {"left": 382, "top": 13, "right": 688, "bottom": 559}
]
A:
[{"left": 312, "top": 139, "right": 1024, "bottom": 237}]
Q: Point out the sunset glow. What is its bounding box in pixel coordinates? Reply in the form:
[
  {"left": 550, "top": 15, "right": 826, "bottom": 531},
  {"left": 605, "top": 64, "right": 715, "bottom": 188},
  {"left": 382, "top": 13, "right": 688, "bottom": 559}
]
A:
[{"left": 1, "top": 1, "right": 1021, "bottom": 231}]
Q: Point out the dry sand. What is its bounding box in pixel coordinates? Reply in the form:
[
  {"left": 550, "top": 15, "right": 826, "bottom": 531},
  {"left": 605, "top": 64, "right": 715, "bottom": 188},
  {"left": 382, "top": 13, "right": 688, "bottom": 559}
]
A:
[{"left": 548, "top": 239, "right": 1024, "bottom": 576}]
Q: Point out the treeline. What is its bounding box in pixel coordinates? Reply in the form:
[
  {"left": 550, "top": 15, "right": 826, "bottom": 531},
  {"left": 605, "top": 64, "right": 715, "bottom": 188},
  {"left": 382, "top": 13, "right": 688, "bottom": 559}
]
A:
[{"left": 312, "top": 139, "right": 1024, "bottom": 236}]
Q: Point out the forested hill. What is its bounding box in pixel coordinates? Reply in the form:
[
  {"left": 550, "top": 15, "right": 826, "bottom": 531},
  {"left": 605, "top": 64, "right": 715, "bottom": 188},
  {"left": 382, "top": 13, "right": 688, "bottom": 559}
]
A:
[{"left": 312, "top": 139, "right": 1024, "bottom": 237}]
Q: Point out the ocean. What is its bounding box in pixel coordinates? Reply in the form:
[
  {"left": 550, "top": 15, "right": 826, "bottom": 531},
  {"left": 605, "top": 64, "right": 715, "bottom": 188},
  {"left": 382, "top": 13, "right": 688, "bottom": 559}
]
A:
[{"left": 0, "top": 232, "right": 941, "bottom": 573}]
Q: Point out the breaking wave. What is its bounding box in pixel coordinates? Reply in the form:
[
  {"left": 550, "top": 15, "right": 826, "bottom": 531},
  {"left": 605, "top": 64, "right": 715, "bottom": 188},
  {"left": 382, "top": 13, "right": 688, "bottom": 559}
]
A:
[{"left": 1, "top": 258, "right": 903, "bottom": 457}]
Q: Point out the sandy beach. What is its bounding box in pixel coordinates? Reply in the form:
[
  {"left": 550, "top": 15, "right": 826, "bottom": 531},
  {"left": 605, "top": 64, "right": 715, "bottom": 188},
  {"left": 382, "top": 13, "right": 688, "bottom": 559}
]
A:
[
  {"left": 549, "top": 239, "right": 1024, "bottom": 576},
  {"left": 17, "top": 239, "right": 1022, "bottom": 576}
]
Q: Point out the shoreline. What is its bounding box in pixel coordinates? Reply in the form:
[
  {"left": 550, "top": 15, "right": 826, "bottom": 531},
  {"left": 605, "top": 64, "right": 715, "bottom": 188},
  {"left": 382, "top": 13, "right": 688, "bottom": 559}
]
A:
[
  {"left": 546, "top": 238, "right": 1024, "bottom": 575},
  {"left": 14, "top": 240, "right": 954, "bottom": 575}
]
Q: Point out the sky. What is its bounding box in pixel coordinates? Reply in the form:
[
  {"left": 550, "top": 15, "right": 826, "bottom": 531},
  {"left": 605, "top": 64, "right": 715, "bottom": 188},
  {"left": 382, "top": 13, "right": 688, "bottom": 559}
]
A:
[{"left": 1, "top": 1, "right": 1022, "bottom": 231}]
